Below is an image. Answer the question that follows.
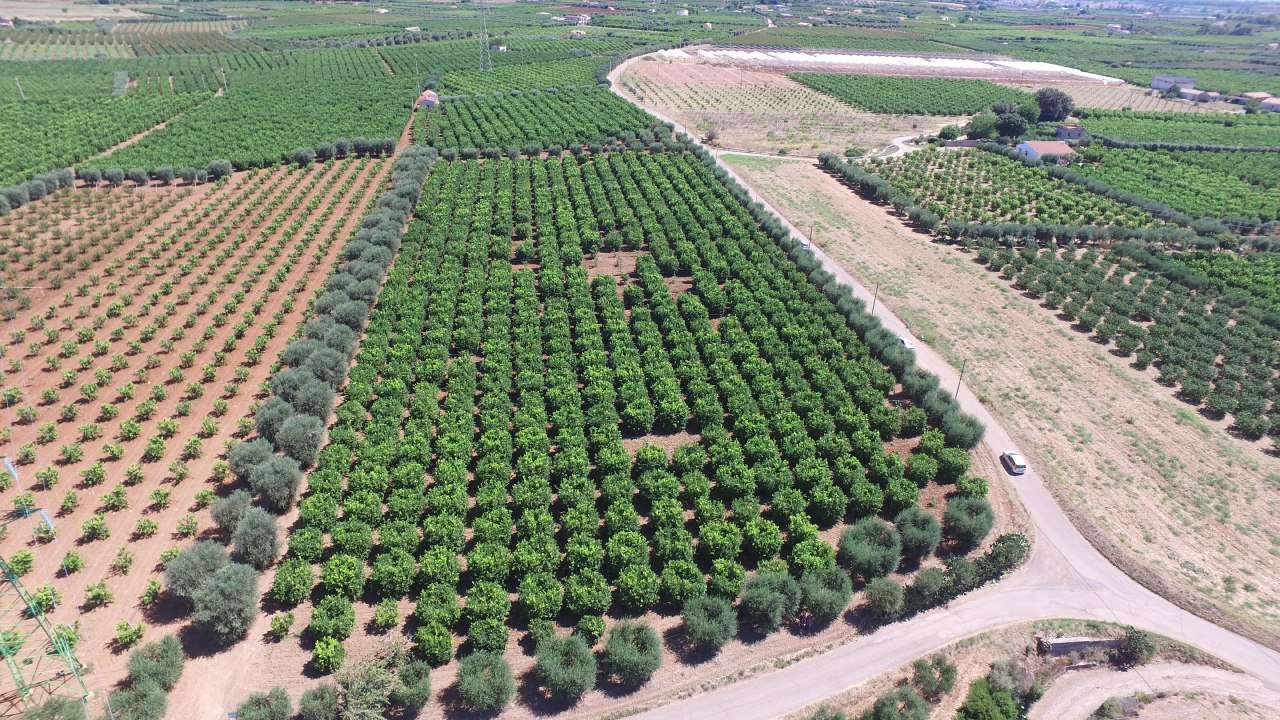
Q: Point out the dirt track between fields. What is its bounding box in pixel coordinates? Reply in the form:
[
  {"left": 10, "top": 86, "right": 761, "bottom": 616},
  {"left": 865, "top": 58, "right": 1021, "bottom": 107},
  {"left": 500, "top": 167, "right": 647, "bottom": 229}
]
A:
[
  {"left": 1029, "top": 663, "right": 1280, "bottom": 720},
  {"left": 607, "top": 53, "right": 1280, "bottom": 720}
]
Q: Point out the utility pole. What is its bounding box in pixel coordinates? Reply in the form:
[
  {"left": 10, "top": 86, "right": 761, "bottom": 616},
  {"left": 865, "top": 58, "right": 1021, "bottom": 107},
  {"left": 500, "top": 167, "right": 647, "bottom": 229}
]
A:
[
  {"left": 870, "top": 282, "right": 879, "bottom": 314},
  {"left": 955, "top": 358, "right": 967, "bottom": 398},
  {"left": 14, "top": 77, "right": 24, "bottom": 102},
  {"left": 478, "top": 6, "right": 492, "bottom": 72}
]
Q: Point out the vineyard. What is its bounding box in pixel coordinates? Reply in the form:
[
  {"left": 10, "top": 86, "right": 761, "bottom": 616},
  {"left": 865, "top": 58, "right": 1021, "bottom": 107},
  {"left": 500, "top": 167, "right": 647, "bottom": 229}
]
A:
[
  {"left": 414, "top": 88, "right": 663, "bottom": 151},
  {"left": 0, "top": 158, "right": 390, "bottom": 688},
  {"left": 1004, "top": 82, "right": 1229, "bottom": 113},
  {"left": 863, "top": 149, "right": 1161, "bottom": 227},
  {"left": 1075, "top": 109, "right": 1280, "bottom": 146},
  {"left": 278, "top": 148, "right": 1001, "bottom": 690},
  {"left": 977, "top": 242, "right": 1279, "bottom": 443},
  {"left": 790, "top": 74, "right": 1036, "bottom": 116},
  {"left": 1071, "top": 147, "right": 1280, "bottom": 222}
]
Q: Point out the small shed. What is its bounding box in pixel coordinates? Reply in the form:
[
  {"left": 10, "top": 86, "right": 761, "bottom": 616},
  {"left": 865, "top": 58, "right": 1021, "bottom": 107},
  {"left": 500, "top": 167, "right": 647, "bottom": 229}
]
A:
[
  {"left": 1200, "top": 91, "right": 1223, "bottom": 103},
  {"left": 1262, "top": 98, "right": 1280, "bottom": 113},
  {"left": 1016, "top": 140, "right": 1077, "bottom": 162},
  {"left": 1151, "top": 74, "right": 1195, "bottom": 91},
  {"left": 569, "top": 28, "right": 587, "bottom": 38},
  {"left": 1056, "top": 124, "right": 1085, "bottom": 140},
  {"left": 416, "top": 90, "right": 440, "bottom": 109}
]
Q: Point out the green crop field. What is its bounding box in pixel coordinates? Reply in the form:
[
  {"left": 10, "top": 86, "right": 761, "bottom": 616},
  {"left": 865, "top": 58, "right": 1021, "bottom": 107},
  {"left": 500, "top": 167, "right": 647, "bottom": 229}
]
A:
[{"left": 791, "top": 74, "right": 1036, "bottom": 116}]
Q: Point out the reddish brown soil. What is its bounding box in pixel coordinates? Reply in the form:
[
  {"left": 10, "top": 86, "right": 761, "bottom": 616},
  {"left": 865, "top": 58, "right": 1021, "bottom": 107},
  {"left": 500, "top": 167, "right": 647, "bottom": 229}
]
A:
[{"left": 0, "top": 158, "right": 392, "bottom": 714}]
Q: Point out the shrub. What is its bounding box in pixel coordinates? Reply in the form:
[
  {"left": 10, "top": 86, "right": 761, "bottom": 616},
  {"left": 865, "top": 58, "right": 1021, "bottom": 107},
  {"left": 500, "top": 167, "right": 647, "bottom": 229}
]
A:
[
  {"left": 905, "top": 567, "right": 950, "bottom": 613},
  {"left": 836, "top": 518, "right": 901, "bottom": 583},
  {"left": 126, "top": 634, "right": 184, "bottom": 690},
  {"left": 456, "top": 651, "right": 515, "bottom": 712},
  {"left": 164, "top": 541, "right": 228, "bottom": 603},
  {"left": 192, "top": 563, "right": 258, "bottom": 644},
  {"left": 298, "top": 684, "right": 339, "bottom": 720},
  {"left": 235, "top": 687, "right": 291, "bottom": 720},
  {"left": 391, "top": 660, "right": 432, "bottom": 711},
  {"left": 739, "top": 572, "right": 801, "bottom": 633},
  {"left": 912, "top": 654, "right": 957, "bottom": 701},
  {"left": 106, "top": 680, "right": 167, "bottom": 720},
  {"left": 681, "top": 594, "right": 737, "bottom": 653},
  {"left": 1114, "top": 626, "right": 1158, "bottom": 668},
  {"left": 864, "top": 577, "right": 905, "bottom": 623},
  {"left": 231, "top": 507, "right": 279, "bottom": 570},
  {"left": 943, "top": 496, "right": 995, "bottom": 551},
  {"left": 534, "top": 634, "right": 597, "bottom": 701},
  {"left": 870, "top": 686, "right": 929, "bottom": 720},
  {"left": 895, "top": 506, "right": 942, "bottom": 563},
  {"left": 799, "top": 565, "right": 853, "bottom": 626},
  {"left": 602, "top": 621, "right": 662, "bottom": 686}
]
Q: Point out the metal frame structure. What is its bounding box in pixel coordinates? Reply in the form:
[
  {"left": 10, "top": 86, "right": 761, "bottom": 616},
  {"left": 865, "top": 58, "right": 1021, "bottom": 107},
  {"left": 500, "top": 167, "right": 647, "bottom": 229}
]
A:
[{"left": 0, "top": 510, "right": 90, "bottom": 718}]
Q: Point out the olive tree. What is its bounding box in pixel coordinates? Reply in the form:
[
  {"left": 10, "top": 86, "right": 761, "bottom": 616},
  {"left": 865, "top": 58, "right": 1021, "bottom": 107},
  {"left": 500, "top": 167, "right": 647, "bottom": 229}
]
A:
[
  {"left": 232, "top": 507, "right": 280, "bottom": 570},
  {"left": 681, "top": 594, "right": 737, "bottom": 653},
  {"left": 456, "top": 651, "right": 515, "bottom": 712},
  {"left": 192, "top": 563, "right": 258, "bottom": 644},
  {"left": 738, "top": 571, "right": 800, "bottom": 633},
  {"left": 164, "top": 541, "right": 228, "bottom": 604},
  {"left": 534, "top": 634, "right": 597, "bottom": 701},
  {"left": 601, "top": 621, "right": 662, "bottom": 685},
  {"left": 836, "top": 518, "right": 901, "bottom": 583}
]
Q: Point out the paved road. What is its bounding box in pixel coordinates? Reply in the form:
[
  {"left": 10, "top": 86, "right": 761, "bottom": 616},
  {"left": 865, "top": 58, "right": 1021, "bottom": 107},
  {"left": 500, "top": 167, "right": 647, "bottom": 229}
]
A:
[
  {"left": 1029, "top": 663, "right": 1280, "bottom": 720},
  {"left": 607, "top": 56, "right": 1280, "bottom": 719}
]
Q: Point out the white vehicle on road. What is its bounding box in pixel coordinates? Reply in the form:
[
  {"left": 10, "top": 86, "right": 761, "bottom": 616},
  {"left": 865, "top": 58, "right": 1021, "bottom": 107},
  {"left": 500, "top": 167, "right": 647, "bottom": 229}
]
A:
[{"left": 1000, "top": 450, "right": 1027, "bottom": 475}]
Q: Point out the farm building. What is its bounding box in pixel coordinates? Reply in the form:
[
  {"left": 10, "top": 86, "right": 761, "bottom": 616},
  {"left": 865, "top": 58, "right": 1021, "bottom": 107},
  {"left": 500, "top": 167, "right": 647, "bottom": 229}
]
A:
[
  {"left": 1016, "top": 140, "right": 1077, "bottom": 162},
  {"left": 1231, "top": 91, "right": 1273, "bottom": 104},
  {"left": 1151, "top": 74, "right": 1195, "bottom": 91},
  {"left": 1262, "top": 98, "right": 1280, "bottom": 113},
  {"left": 1056, "top": 124, "right": 1085, "bottom": 140},
  {"left": 416, "top": 90, "right": 440, "bottom": 108}
]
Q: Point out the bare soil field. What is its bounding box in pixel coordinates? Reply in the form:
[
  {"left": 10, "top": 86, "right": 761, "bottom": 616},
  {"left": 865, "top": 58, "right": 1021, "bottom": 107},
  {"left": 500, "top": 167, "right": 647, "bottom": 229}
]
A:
[
  {"left": 0, "top": 1, "right": 145, "bottom": 20},
  {"left": 618, "top": 57, "right": 949, "bottom": 156},
  {"left": 0, "top": 158, "right": 390, "bottom": 713},
  {"left": 1000, "top": 81, "right": 1241, "bottom": 113},
  {"left": 722, "top": 155, "right": 1280, "bottom": 646},
  {"left": 1138, "top": 693, "right": 1280, "bottom": 719}
]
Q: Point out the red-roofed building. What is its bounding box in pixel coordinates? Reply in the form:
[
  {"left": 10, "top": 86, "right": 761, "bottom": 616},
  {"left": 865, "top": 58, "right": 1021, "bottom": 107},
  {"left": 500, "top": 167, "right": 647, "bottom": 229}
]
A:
[{"left": 1015, "top": 140, "right": 1077, "bottom": 162}]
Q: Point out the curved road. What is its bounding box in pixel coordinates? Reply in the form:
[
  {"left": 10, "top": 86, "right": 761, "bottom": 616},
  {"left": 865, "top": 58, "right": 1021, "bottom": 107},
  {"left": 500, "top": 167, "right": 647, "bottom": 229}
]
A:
[
  {"left": 607, "top": 56, "right": 1280, "bottom": 719},
  {"left": 1029, "top": 663, "right": 1280, "bottom": 720}
]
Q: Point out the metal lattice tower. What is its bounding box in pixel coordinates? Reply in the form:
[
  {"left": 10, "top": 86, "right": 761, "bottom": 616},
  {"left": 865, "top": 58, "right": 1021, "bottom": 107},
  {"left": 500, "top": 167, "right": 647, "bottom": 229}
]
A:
[
  {"left": 479, "top": 8, "right": 492, "bottom": 72},
  {"left": 0, "top": 510, "right": 90, "bottom": 718}
]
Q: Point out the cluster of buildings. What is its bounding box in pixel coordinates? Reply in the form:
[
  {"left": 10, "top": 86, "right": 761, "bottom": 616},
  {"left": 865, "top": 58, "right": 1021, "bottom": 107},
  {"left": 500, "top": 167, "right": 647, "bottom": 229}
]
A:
[{"left": 1151, "top": 74, "right": 1280, "bottom": 110}]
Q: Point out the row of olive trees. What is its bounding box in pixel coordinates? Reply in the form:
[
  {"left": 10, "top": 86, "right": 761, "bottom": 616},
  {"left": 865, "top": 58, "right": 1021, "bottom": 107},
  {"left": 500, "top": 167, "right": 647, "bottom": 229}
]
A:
[
  {"left": 159, "top": 147, "right": 438, "bottom": 660},
  {"left": 0, "top": 168, "right": 74, "bottom": 215}
]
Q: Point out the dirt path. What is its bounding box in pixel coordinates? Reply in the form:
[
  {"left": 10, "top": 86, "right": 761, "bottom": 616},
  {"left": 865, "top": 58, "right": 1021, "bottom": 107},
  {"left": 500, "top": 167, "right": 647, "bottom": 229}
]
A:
[
  {"left": 373, "top": 46, "right": 395, "bottom": 76},
  {"left": 398, "top": 107, "right": 416, "bottom": 150},
  {"left": 1028, "top": 663, "right": 1280, "bottom": 720},
  {"left": 604, "top": 53, "right": 1280, "bottom": 720}
]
